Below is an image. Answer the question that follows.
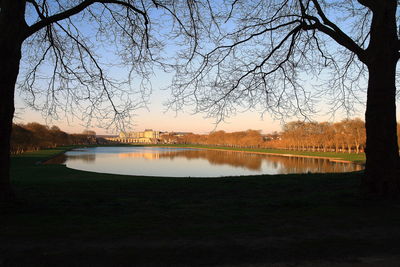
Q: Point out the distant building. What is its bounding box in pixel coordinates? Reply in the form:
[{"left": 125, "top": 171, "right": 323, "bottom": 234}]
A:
[
  {"left": 106, "top": 129, "right": 161, "bottom": 143},
  {"left": 105, "top": 130, "right": 191, "bottom": 144}
]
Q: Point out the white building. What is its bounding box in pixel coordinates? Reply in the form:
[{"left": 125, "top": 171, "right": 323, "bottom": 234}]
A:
[{"left": 114, "top": 129, "right": 161, "bottom": 143}]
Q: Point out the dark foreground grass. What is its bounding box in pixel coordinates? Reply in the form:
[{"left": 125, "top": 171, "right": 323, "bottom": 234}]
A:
[{"left": 1, "top": 148, "right": 399, "bottom": 266}]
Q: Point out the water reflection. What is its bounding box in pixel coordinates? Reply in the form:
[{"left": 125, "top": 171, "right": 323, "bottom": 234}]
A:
[
  {"left": 45, "top": 153, "right": 96, "bottom": 164},
  {"left": 159, "top": 150, "right": 263, "bottom": 170},
  {"left": 69, "top": 154, "right": 96, "bottom": 163},
  {"left": 46, "top": 147, "right": 363, "bottom": 177},
  {"left": 157, "top": 150, "right": 362, "bottom": 173},
  {"left": 118, "top": 152, "right": 160, "bottom": 160}
]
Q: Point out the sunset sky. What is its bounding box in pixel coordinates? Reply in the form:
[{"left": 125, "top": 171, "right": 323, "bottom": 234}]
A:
[
  {"left": 13, "top": 59, "right": 400, "bottom": 135},
  {"left": 15, "top": 76, "right": 393, "bottom": 135},
  {"left": 14, "top": 3, "right": 400, "bottom": 136},
  {"left": 14, "top": 85, "right": 285, "bottom": 135},
  {"left": 13, "top": 43, "right": 400, "bottom": 135}
]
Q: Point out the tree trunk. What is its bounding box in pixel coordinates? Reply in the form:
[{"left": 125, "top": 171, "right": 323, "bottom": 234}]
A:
[
  {"left": 362, "top": 1, "right": 400, "bottom": 197},
  {"left": 0, "top": 0, "right": 27, "bottom": 202}
]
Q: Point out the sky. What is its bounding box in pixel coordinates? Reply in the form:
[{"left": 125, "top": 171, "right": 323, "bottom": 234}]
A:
[
  {"left": 15, "top": 6, "right": 286, "bottom": 135},
  {"left": 14, "top": 87, "right": 285, "bottom": 135},
  {"left": 15, "top": 75, "right": 380, "bottom": 135},
  {"left": 14, "top": 53, "right": 372, "bottom": 136},
  {"left": 15, "top": 1, "right": 400, "bottom": 136}
]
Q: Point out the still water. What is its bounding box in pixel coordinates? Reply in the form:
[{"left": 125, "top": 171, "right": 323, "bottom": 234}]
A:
[{"left": 47, "top": 146, "right": 363, "bottom": 177}]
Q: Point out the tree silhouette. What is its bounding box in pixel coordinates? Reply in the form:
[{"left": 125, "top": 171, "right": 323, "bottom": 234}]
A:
[
  {"left": 167, "top": 0, "right": 399, "bottom": 197},
  {"left": 0, "top": 0, "right": 200, "bottom": 201}
]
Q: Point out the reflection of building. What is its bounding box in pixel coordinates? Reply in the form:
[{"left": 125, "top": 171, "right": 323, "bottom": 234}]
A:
[{"left": 119, "top": 152, "right": 160, "bottom": 160}]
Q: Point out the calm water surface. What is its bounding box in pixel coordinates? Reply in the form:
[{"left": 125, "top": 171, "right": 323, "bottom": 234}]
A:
[{"left": 48, "top": 146, "right": 363, "bottom": 177}]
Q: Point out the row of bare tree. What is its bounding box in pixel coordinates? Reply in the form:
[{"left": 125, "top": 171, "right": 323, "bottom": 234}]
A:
[
  {"left": 11, "top": 122, "right": 97, "bottom": 154},
  {"left": 276, "top": 119, "right": 366, "bottom": 153},
  {"left": 163, "top": 119, "right": 400, "bottom": 154},
  {"left": 173, "top": 130, "right": 264, "bottom": 148}
]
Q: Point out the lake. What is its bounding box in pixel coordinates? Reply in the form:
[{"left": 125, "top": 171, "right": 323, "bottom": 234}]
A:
[{"left": 46, "top": 146, "right": 363, "bottom": 177}]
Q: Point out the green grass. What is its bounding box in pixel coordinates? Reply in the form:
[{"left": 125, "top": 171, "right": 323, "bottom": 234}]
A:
[{"left": 1, "top": 147, "right": 398, "bottom": 266}]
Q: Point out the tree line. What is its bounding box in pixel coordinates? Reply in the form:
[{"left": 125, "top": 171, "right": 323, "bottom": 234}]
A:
[
  {"left": 274, "top": 119, "right": 400, "bottom": 153},
  {"left": 11, "top": 122, "right": 98, "bottom": 154},
  {"left": 163, "top": 118, "right": 400, "bottom": 154},
  {"left": 277, "top": 119, "right": 366, "bottom": 153},
  {"left": 168, "top": 130, "right": 265, "bottom": 149},
  {"left": 11, "top": 119, "right": 399, "bottom": 155}
]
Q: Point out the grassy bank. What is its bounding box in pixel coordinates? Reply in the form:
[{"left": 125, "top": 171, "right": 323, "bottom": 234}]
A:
[{"left": 2, "top": 147, "right": 399, "bottom": 266}]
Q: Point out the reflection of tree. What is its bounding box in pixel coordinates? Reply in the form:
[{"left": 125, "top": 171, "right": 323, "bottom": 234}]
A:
[
  {"left": 159, "top": 150, "right": 263, "bottom": 170},
  {"left": 264, "top": 155, "right": 363, "bottom": 174},
  {"left": 159, "top": 150, "right": 362, "bottom": 174},
  {"left": 118, "top": 153, "right": 160, "bottom": 160},
  {"left": 50, "top": 149, "right": 362, "bottom": 174},
  {"left": 66, "top": 154, "right": 96, "bottom": 163}
]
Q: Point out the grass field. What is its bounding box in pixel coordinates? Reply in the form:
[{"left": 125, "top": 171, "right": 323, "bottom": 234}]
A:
[{"left": 1, "top": 147, "right": 399, "bottom": 266}]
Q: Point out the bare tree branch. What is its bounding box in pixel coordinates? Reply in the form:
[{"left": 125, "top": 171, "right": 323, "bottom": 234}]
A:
[{"left": 26, "top": 0, "right": 149, "bottom": 40}]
